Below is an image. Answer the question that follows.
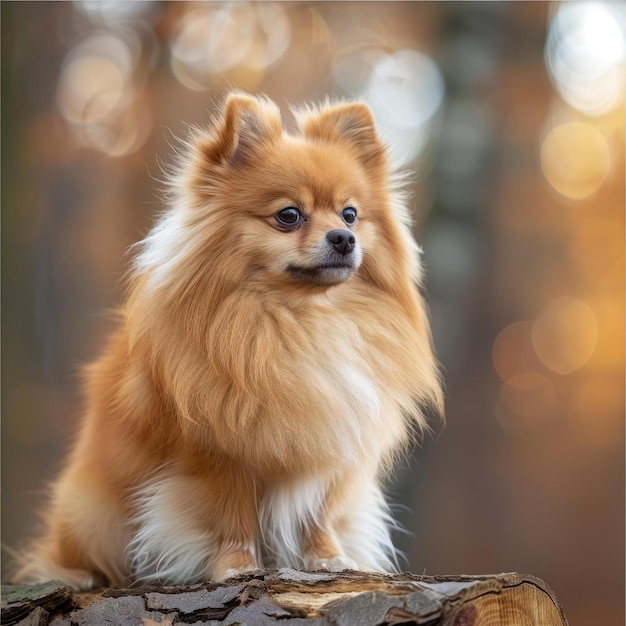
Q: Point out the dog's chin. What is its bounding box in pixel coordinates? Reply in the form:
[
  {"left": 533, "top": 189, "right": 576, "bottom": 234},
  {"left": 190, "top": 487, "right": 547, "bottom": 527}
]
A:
[{"left": 285, "top": 263, "right": 357, "bottom": 286}]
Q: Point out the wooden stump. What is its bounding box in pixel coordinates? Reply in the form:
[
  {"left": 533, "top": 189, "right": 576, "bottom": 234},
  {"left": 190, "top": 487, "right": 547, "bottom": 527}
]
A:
[{"left": 1, "top": 569, "right": 569, "bottom": 625}]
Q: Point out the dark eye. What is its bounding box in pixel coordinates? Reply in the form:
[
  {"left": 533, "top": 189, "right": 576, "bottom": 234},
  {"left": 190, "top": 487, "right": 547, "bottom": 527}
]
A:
[
  {"left": 342, "top": 207, "right": 357, "bottom": 226},
  {"left": 276, "top": 207, "right": 302, "bottom": 227}
]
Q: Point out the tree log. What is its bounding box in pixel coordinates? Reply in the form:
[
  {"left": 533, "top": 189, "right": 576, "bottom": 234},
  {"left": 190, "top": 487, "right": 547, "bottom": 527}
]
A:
[{"left": 1, "top": 569, "right": 568, "bottom": 626}]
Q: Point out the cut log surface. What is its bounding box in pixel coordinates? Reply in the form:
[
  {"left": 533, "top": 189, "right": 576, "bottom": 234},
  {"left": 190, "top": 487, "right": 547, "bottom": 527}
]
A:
[{"left": 1, "top": 570, "right": 569, "bottom": 626}]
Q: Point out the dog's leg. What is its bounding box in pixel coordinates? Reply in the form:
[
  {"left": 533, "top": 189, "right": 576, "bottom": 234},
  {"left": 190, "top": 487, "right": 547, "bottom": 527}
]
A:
[
  {"left": 15, "top": 467, "right": 129, "bottom": 589},
  {"left": 211, "top": 544, "right": 259, "bottom": 581},
  {"left": 302, "top": 523, "right": 358, "bottom": 572},
  {"left": 129, "top": 459, "right": 260, "bottom": 584}
]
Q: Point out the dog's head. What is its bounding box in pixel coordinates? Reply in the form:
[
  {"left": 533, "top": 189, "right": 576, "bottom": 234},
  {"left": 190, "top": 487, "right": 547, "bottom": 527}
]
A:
[
  {"left": 138, "top": 93, "right": 421, "bottom": 304},
  {"left": 174, "top": 93, "right": 403, "bottom": 291}
]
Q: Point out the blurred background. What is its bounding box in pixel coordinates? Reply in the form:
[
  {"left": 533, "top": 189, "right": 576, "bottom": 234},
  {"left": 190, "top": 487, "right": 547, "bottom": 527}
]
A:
[{"left": 1, "top": 2, "right": 624, "bottom": 624}]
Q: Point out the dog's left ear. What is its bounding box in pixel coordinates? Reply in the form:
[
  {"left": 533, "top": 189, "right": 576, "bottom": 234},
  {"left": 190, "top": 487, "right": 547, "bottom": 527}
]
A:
[
  {"left": 297, "top": 102, "right": 385, "bottom": 169},
  {"left": 209, "top": 92, "right": 283, "bottom": 167}
]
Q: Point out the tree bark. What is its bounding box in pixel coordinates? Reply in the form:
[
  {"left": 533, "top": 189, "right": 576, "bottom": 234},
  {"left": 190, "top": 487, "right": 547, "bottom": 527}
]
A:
[{"left": 1, "top": 569, "right": 569, "bottom": 626}]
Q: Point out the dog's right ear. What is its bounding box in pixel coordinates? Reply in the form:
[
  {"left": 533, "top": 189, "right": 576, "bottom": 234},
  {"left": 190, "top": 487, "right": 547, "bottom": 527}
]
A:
[
  {"left": 297, "top": 101, "right": 386, "bottom": 170},
  {"left": 207, "top": 93, "right": 282, "bottom": 167}
]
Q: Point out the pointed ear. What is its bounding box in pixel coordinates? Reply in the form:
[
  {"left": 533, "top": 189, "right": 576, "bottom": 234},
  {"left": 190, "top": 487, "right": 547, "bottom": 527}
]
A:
[
  {"left": 210, "top": 92, "right": 282, "bottom": 166},
  {"left": 297, "top": 102, "right": 386, "bottom": 168}
]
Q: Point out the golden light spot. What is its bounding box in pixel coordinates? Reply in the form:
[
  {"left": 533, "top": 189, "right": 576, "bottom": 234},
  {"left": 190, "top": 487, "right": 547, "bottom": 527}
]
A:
[
  {"left": 56, "top": 34, "right": 135, "bottom": 125},
  {"left": 492, "top": 321, "right": 542, "bottom": 382},
  {"left": 57, "top": 56, "right": 126, "bottom": 124},
  {"left": 76, "top": 96, "right": 152, "bottom": 157},
  {"left": 540, "top": 122, "right": 611, "bottom": 199},
  {"left": 585, "top": 296, "right": 625, "bottom": 370},
  {"left": 55, "top": 33, "right": 149, "bottom": 157},
  {"left": 500, "top": 373, "right": 557, "bottom": 419},
  {"left": 170, "top": 3, "right": 290, "bottom": 90},
  {"left": 569, "top": 377, "right": 624, "bottom": 449},
  {"left": 531, "top": 297, "right": 598, "bottom": 375}
]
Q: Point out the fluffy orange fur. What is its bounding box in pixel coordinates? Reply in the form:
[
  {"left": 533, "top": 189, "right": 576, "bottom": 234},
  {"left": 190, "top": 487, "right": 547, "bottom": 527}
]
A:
[{"left": 15, "top": 93, "right": 443, "bottom": 589}]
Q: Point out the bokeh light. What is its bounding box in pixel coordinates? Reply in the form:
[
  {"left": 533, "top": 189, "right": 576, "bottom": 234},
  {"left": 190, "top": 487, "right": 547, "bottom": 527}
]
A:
[
  {"left": 73, "top": 0, "right": 155, "bottom": 25},
  {"left": 365, "top": 49, "right": 445, "bottom": 166},
  {"left": 531, "top": 296, "right": 598, "bottom": 375},
  {"left": 540, "top": 121, "right": 611, "bottom": 200},
  {"left": 57, "top": 33, "right": 134, "bottom": 124},
  {"left": 492, "top": 321, "right": 541, "bottom": 382},
  {"left": 170, "top": 3, "right": 290, "bottom": 91},
  {"left": 545, "top": 1, "right": 625, "bottom": 116},
  {"left": 585, "top": 296, "right": 624, "bottom": 370},
  {"left": 56, "top": 32, "right": 150, "bottom": 156},
  {"left": 332, "top": 47, "right": 387, "bottom": 97},
  {"left": 77, "top": 96, "right": 152, "bottom": 158},
  {"left": 500, "top": 372, "right": 557, "bottom": 420}
]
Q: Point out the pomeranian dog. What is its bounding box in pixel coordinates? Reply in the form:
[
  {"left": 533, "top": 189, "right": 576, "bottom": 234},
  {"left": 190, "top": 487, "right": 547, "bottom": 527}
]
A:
[{"left": 16, "top": 92, "right": 442, "bottom": 589}]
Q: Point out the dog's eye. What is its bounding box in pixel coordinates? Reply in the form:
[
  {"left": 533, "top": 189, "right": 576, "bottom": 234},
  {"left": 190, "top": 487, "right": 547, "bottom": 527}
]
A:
[
  {"left": 276, "top": 207, "right": 302, "bottom": 227},
  {"left": 342, "top": 207, "right": 358, "bottom": 226}
]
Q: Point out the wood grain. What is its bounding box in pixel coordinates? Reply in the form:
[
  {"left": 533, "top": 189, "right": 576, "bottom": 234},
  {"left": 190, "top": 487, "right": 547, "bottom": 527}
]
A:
[{"left": 1, "top": 570, "right": 569, "bottom": 625}]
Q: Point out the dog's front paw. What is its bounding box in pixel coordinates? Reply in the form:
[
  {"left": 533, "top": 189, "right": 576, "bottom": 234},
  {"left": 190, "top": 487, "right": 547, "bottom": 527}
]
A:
[
  {"left": 215, "top": 564, "right": 261, "bottom": 581},
  {"left": 308, "top": 555, "right": 358, "bottom": 572},
  {"left": 212, "top": 547, "right": 259, "bottom": 581}
]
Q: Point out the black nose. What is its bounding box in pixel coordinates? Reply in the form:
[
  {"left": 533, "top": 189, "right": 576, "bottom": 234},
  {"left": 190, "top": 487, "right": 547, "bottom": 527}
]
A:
[{"left": 326, "top": 229, "right": 356, "bottom": 255}]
